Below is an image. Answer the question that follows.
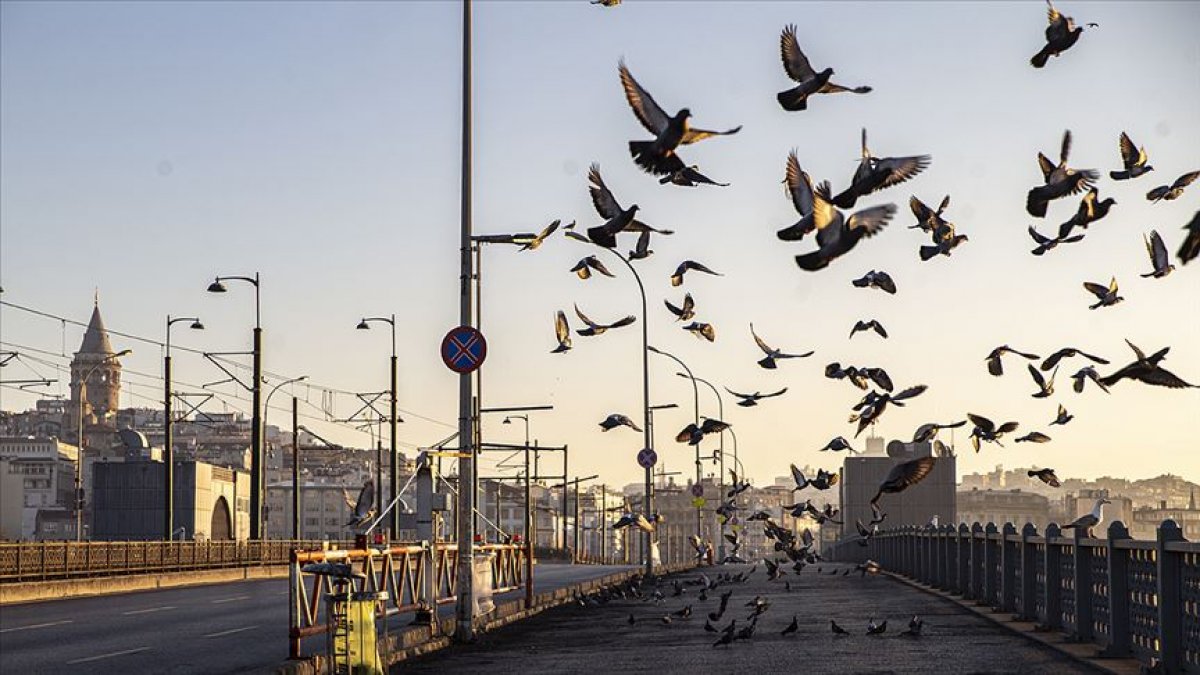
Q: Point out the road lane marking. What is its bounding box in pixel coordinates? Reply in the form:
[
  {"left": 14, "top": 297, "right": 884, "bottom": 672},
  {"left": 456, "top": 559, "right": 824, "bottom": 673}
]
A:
[
  {"left": 122, "top": 606, "right": 176, "bottom": 616},
  {"left": 0, "top": 619, "right": 74, "bottom": 633},
  {"left": 65, "top": 647, "right": 150, "bottom": 664},
  {"left": 210, "top": 595, "right": 251, "bottom": 604},
  {"left": 204, "top": 625, "right": 260, "bottom": 638}
]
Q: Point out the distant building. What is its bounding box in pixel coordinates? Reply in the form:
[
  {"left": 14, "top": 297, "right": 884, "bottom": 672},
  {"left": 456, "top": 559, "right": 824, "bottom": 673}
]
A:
[
  {"left": 1131, "top": 491, "right": 1200, "bottom": 540},
  {"left": 839, "top": 439, "right": 956, "bottom": 542},
  {"left": 1065, "top": 489, "right": 1133, "bottom": 531},
  {"left": 265, "top": 482, "right": 360, "bottom": 541},
  {"left": 91, "top": 460, "right": 249, "bottom": 541},
  {"left": 64, "top": 299, "right": 124, "bottom": 448},
  {"left": 0, "top": 436, "right": 79, "bottom": 539},
  {"left": 0, "top": 459, "right": 24, "bottom": 539},
  {"left": 957, "top": 488, "right": 1051, "bottom": 530}
]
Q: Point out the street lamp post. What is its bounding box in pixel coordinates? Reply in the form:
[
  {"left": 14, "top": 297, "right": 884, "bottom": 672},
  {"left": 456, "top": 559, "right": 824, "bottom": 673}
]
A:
[
  {"left": 357, "top": 314, "right": 399, "bottom": 537},
  {"left": 264, "top": 375, "right": 307, "bottom": 539},
  {"left": 165, "top": 316, "right": 203, "bottom": 540},
  {"left": 76, "top": 348, "right": 132, "bottom": 541},
  {"left": 690, "top": 374, "right": 725, "bottom": 558},
  {"left": 207, "top": 273, "right": 263, "bottom": 538},
  {"left": 648, "top": 346, "right": 702, "bottom": 541}
]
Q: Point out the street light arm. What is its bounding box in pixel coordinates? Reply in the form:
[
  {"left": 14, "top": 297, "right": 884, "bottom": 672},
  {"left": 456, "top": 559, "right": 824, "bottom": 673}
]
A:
[{"left": 264, "top": 375, "right": 308, "bottom": 413}]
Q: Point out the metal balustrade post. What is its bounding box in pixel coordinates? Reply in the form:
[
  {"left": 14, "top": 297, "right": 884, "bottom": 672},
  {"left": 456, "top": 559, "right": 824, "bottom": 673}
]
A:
[
  {"left": 1072, "top": 526, "right": 1093, "bottom": 641},
  {"left": 1102, "top": 521, "right": 1131, "bottom": 658},
  {"left": 969, "top": 523, "right": 984, "bottom": 601},
  {"left": 1000, "top": 523, "right": 1016, "bottom": 613},
  {"left": 957, "top": 524, "right": 970, "bottom": 595},
  {"left": 1020, "top": 523, "right": 1038, "bottom": 621},
  {"left": 984, "top": 523, "right": 998, "bottom": 607},
  {"left": 938, "top": 525, "right": 950, "bottom": 590},
  {"left": 1156, "top": 520, "right": 1184, "bottom": 673},
  {"left": 1043, "top": 523, "right": 1062, "bottom": 630}
]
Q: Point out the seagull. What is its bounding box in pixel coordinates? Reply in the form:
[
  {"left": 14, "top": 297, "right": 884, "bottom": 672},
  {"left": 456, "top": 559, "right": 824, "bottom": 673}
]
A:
[
  {"left": 659, "top": 164, "right": 729, "bottom": 188},
  {"left": 552, "top": 310, "right": 572, "bottom": 353},
  {"left": 1083, "top": 277, "right": 1123, "bottom": 310},
  {"left": 870, "top": 456, "right": 936, "bottom": 505},
  {"left": 664, "top": 293, "right": 695, "bottom": 321},
  {"left": 751, "top": 324, "right": 813, "bottom": 369},
  {"left": 794, "top": 182, "right": 897, "bottom": 271},
  {"left": 852, "top": 270, "right": 897, "bottom": 294},
  {"left": 1062, "top": 497, "right": 1110, "bottom": 535},
  {"left": 1146, "top": 171, "right": 1200, "bottom": 202},
  {"left": 683, "top": 322, "right": 716, "bottom": 342},
  {"left": 832, "top": 129, "right": 930, "bottom": 209},
  {"left": 670, "top": 260, "right": 722, "bottom": 287},
  {"left": 1071, "top": 366, "right": 1110, "bottom": 394},
  {"left": 1027, "top": 130, "right": 1099, "bottom": 218},
  {"left": 726, "top": 387, "right": 787, "bottom": 407},
  {"left": 570, "top": 255, "right": 615, "bottom": 280},
  {"left": 585, "top": 164, "right": 658, "bottom": 248},
  {"left": 1015, "top": 431, "right": 1052, "bottom": 444},
  {"left": 819, "top": 436, "right": 855, "bottom": 453},
  {"left": 985, "top": 345, "right": 1040, "bottom": 376},
  {"left": 1050, "top": 404, "right": 1074, "bottom": 426},
  {"left": 1179, "top": 211, "right": 1200, "bottom": 264},
  {"left": 967, "top": 414, "right": 1019, "bottom": 451},
  {"left": 1041, "top": 347, "right": 1108, "bottom": 371},
  {"left": 1031, "top": 0, "right": 1097, "bottom": 68},
  {"left": 1028, "top": 223, "right": 1085, "bottom": 256},
  {"left": 1140, "top": 230, "right": 1175, "bottom": 278},
  {"left": 781, "top": 615, "right": 799, "bottom": 636},
  {"left": 1109, "top": 132, "right": 1153, "bottom": 180},
  {"left": 519, "top": 219, "right": 561, "bottom": 251},
  {"left": 777, "top": 151, "right": 819, "bottom": 242},
  {"left": 866, "top": 618, "right": 888, "bottom": 635},
  {"left": 619, "top": 60, "right": 740, "bottom": 177},
  {"left": 575, "top": 304, "right": 636, "bottom": 336},
  {"left": 1028, "top": 364, "right": 1058, "bottom": 398},
  {"left": 344, "top": 480, "right": 375, "bottom": 529},
  {"left": 599, "top": 414, "right": 643, "bottom": 432},
  {"left": 912, "top": 420, "right": 966, "bottom": 444},
  {"left": 849, "top": 320, "right": 888, "bottom": 339},
  {"left": 775, "top": 24, "right": 871, "bottom": 112},
  {"left": 1059, "top": 186, "right": 1116, "bottom": 237},
  {"left": 1100, "top": 340, "right": 1198, "bottom": 389},
  {"left": 1028, "top": 468, "right": 1061, "bottom": 487},
  {"left": 831, "top": 620, "right": 850, "bottom": 636}
]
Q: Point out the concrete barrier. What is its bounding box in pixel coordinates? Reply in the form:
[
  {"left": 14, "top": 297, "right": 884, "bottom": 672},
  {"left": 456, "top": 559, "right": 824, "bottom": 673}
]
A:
[{"left": 0, "top": 564, "right": 289, "bottom": 605}]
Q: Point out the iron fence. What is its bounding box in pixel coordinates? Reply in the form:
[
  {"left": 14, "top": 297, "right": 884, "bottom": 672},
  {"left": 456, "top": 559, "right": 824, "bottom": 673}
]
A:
[
  {"left": 0, "top": 539, "right": 349, "bottom": 582},
  {"left": 826, "top": 519, "right": 1198, "bottom": 674}
]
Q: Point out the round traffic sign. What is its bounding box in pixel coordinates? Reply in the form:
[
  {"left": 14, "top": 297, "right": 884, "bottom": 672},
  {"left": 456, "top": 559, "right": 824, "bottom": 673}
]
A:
[
  {"left": 441, "top": 326, "right": 487, "bottom": 374},
  {"left": 690, "top": 483, "right": 704, "bottom": 498},
  {"left": 637, "top": 448, "right": 657, "bottom": 469}
]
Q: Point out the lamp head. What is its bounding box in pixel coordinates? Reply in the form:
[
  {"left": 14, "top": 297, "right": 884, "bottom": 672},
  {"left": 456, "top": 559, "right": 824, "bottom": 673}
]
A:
[
  {"left": 190, "top": 320, "right": 205, "bottom": 330},
  {"left": 207, "top": 279, "right": 227, "bottom": 293},
  {"left": 502, "top": 417, "right": 512, "bottom": 425},
  {"left": 356, "top": 319, "right": 370, "bottom": 330}
]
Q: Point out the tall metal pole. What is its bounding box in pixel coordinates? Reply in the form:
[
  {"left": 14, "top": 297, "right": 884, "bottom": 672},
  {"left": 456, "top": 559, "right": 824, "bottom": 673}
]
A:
[
  {"left": 250, "top": 324, "right": 263, "bottom": 539},
  {"left": 651, "top": 347, "right": 701, "bottom": 541},
  {"left": 694, "top": 376, "right": 725, "bottom": 559},
  {"left": 390, "top": 321, "right": 398, "bottom": 537},
  {"left": 561, "top": 446, "right": 568, "bottom": 554},
  {"left": 523, "top": 437, "right": 533, "bottom": 608},
  {"left": 76, "top": 378, "right": 86, "bottom": 541},
  {"left": 573, "top": 480, "right": 581, "bottom": 562},
  {"left": 601, "top": 485, "right": 607, "bottom": 564},
  {"left": 164, "top": 345, "right": 173, "bottom": 541},
  {"left": 473, "top": 243, "right": 482, "bottom": 539},
  {"left": 292, "top": 397, "right": 300, "bottom": 540},
  {"left": 454, "top": 0, "right": 476, "bottom": 642}
]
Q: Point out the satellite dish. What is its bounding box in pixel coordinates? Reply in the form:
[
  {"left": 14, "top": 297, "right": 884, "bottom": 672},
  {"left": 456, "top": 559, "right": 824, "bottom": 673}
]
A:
[{"left": 886, "top": 440, "right": 907, "bottom": 458}]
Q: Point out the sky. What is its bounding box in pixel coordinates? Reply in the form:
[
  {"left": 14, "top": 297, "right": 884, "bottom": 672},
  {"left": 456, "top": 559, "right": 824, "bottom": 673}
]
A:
[{"left": 2, "top": 1, "right": 1198, "bottom": 490}]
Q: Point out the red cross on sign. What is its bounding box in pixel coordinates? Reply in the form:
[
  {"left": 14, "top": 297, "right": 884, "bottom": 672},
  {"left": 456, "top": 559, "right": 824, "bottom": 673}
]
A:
[{"left": 441, "top": 326, "right": 487, "bottom": 374}]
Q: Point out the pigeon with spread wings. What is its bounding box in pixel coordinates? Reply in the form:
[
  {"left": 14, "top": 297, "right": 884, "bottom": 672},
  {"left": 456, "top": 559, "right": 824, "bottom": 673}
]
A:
[
  {"left": 833, "top": 129, "right": 931, "bottom": 209},
  {"left": 1140, "top": 230, "right": 1174, "bottom": 278},
  {"left": 725, "top": 387, "right": 788, "bottom": 407},
  {"left": 1100, "top": 340, "right": 1198, "bottom": 389},
  {"left": 776, "top": 24, "right": 871, "bottom": 112},
  {"left": 1031, "top": 0, "right": 1097, "bottom": 68},
  {"left": 794, "top": 182, "right": 897, "bottom": 271},
  {"left": 1146, "top": 171, "right": 1200, "bottom": 203},
  {"left": 1110, "top": 132, "right": 1153, "bottom": 180},
  {"left": 552, "top": 311, "right": 572, "bottom": 354},
  {"left": 344, "top": 479, "right": 375, "bottom": 530},
  {"left": 1083, "top": 277, "right": 1123, "bottom": 310},
  {"left": 574, "top": 304, "right": 636, "bottom": 337},
  {"left": 1027, "top": 130, "right": 1099, "bottom": 218},
  {"left": 750, "top": 323, "right": 813, "bottom": 369}
]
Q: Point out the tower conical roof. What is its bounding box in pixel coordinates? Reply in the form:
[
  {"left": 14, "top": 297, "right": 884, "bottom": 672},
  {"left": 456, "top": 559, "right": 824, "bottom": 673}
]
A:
[{"left": 78, "top": 302, "right": 114, "bottom": 355}]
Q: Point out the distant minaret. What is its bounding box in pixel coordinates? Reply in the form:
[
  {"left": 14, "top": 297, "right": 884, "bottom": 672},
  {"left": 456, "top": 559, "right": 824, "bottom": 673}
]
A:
[
  {"left": 66, "top": 297, "right": 123, "bottom": 444},
  {"left": 1190, "top": 488, "right": 1196, "bottom": 511}
]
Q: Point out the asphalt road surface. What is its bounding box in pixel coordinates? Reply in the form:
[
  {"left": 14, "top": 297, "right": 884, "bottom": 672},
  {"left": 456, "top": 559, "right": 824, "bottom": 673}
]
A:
[
  {"left": 0, "top": 563, "right": 633, "bottom": 674},
  {"left": 401, "top": 562, "right": 1106, "bottom": 674}
]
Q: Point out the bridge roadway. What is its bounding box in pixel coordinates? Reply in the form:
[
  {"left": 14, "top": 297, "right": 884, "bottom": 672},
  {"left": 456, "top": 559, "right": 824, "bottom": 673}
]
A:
[
  {"left": 402, "top": 562, "right": 1107, "bottom": 674},
  {"left": 0, "top": 562, "right": 633, "bottom": 674}
]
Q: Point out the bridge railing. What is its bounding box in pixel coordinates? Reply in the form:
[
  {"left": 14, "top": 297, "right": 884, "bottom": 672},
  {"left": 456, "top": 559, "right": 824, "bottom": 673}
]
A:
[
  {"left": 287, "top": 542, "right": 525, "bottom": 659},
  {"left": 0, "top": 540, "right": 349, "bottom": 582},
  {"left": 825, "top": 519, "right": 1198, "bottom": 674}
]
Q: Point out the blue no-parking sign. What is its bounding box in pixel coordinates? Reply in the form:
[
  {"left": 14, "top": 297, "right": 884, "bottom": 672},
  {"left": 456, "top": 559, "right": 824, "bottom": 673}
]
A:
[{"left": 441, "top": 326, "right": 487, "bottom": 374}]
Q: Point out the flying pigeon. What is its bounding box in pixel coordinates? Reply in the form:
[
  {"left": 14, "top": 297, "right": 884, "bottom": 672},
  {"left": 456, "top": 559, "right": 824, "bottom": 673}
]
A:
[
  {"left": 725, "top": 387, "right": 787, "bottom": 407},
  {"left": 819, "top": 436, "right": 855, "bottom": 453},
  {"left": 344, "top": 480, "right": 375, "bottom": 529},
  {"left": 1028, "top": 468, "right": 1061, "bottom": 487},
  {"left": 985, "top": 345, "right": 1041, "bottom": 376},
  {"left": 851, "top": 270, "right": 897, "bottom": 294},
  {"left": 659, "top": 164, "right": 729, "bottom": 187},
  {"left": 967, "top": 414, "right": 1019, "bottom": 451},
  {"left": 1082, "top": 277, "right": 1123, "bottom": 310},
  {"left": 794, "top": 187, "right": 897, "bottom": 271},
  {"left": 1028, "top": 223, "right": 1085, "bottom": 256},
  {"left": 591, "top": 0, "right": 621, "bottom": 6},
  {"left": 1049, "top": 403, "right": 1074, "bottom": 426},
  {"left": 571, "top": 255, "right": 615, "bottom": 280},
  {"left": 575, "top": 304, "right": 636, "bottom": 336},
  {"left": 1100, "top": 340, "right": 1197, "bottom": 389},
  {"left": 777, "top": 151, "right": 819, "bottom": 241},
  {"left": 849, "top": 320, "right": 888, "bottom": 339},
  {"left": 1027, "top": 130, "right": 1099, "bottom": 218},
  {"left": 1031, "top": 0, "right": 1097, "bottom": 68},
  {"left": 599, "top": 414, "right": 642, "bottom": 432},
  {"left": 909, "top": 195, "right": 951, "bottom": 233},
  {"left": 1140, "top": 230, "right": 1174, "bottom": 278},
  {"left": 552, "top": 310, "right": 572, "bottom": 353},
  {"left": 832, "top": 129, "right": 930, "bottom": 209},
  {"left": 750, "top": 324, "right": 813, "bottom": 369},
  {"left": 518, "top": 219, "right": 561, "bottom": 251},
  {"left": 683, "top": 322, "right": 716, "bottom": 342},
  {"left": 586, "top": 164, "right": 652, "bottom": 248},
  {"left": 670, "top": 260, "right": 722, "bottom": 287},
  {"left": 1071, "top": 366, "right": 1110, "bottom": 394},
  {"left": 1059, "top": 187, "right": 1116, "bottom": 237},
  {"left": 919, "top": 216, "right": 969, "bottom": 261},
  {"left": 911, "top": 420, "right": 966, "bottom": 443},
  {"left": 1041, "top": 347, "right": 1108, "bottom": 371},
  {"left": 1028, "top": 364, "right": 1058, "bottom": 398},
  {"left": 870, "top": 456, "right": 935, "bottom": 506},
  {"left": 628, "top": 229, "right": 653, "bottom": 260},
  {"left": 1110, "top": 132, "right": 1153, "bottom": 180},
  {"left": 1146, "top": 171, "right": 1200, "bottom": 202},
  {"left": 776, "top": 24, "right": 871, "bottom": 112},
  {"left": 1015, "top": 431, "right": 1052, "bottom": 444},
  {"left": 1179, "top": 211, "right": 1200, "bottom": 264},
  {"left": 664, "top": 293, "right": 695, "bottom": 321},
  {"left": 613, "top": 512, "right": 661, "bottom": 533},
  {"left": 1062, "top": 497, "right": 1110, "bottom": 535},
  {"left": 619, "top": 60, "right": 741, "bottom": 177}
]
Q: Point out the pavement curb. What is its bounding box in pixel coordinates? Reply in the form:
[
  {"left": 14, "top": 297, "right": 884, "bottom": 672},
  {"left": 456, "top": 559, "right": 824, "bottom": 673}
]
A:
[
  {"left": 883, "top": 571, "right": 1143, "bottom": 675},
  {"left": 0, "top": 565, "right": 290, "bottom": 605}
]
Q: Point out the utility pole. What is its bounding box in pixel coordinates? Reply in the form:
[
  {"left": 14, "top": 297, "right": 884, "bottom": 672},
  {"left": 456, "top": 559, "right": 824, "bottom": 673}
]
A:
[
  {"left": 292, "top": 397, "right": 300, "bottom": 540},
  {"left": 601, "top": 484, "right": 607, "bottom": 564}
]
